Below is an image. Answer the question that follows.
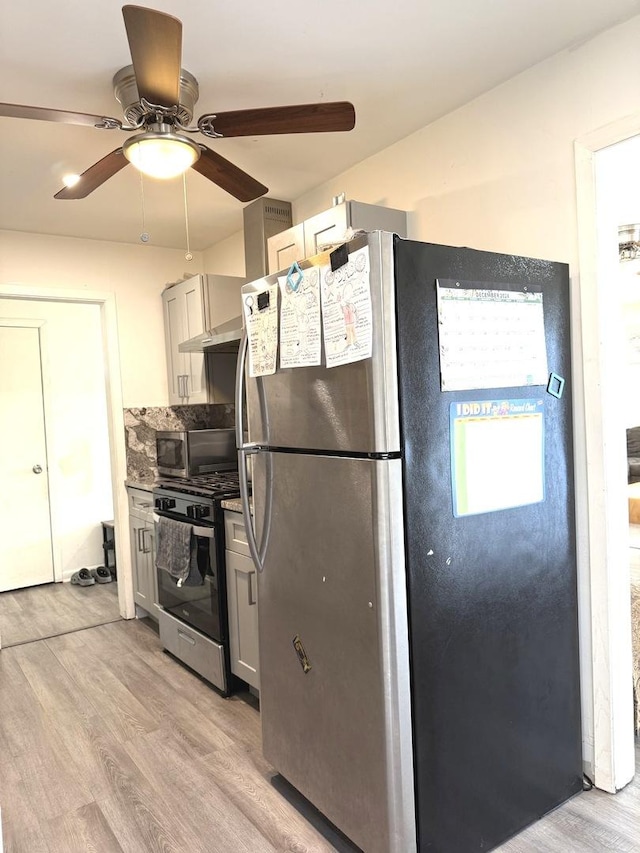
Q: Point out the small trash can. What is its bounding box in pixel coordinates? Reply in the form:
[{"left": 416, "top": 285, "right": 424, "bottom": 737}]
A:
[{"left": 101, "top": 520, "right": 117, "bottom": 579}]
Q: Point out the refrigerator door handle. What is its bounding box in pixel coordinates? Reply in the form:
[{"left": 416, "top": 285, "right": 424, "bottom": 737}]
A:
[
  {"left": 234, "top": 328, "right": 248, "bottom": 453},
  {"left": 235, "top": 328, "right": 271, "bottom": 574}
]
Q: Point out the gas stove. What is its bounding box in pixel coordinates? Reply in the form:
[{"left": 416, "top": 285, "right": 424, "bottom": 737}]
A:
[{"left": 152, "top": 469, "right": 243, "bottom": 696}]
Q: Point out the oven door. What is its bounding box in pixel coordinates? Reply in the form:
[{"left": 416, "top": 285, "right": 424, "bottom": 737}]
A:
[
  {"left": 156, "top": 431, "right": 188, "bottom": 478},
  {"left": 155, "top": 511, "right": 224, "bottom": 642}
]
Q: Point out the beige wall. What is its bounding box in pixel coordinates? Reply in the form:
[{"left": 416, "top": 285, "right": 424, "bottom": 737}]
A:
[
  {"left": 202, "top": 230, "right": 246, "bottom": 278},
  {"left": 0, "top": 230, "right": 205, "bottom": 407}
]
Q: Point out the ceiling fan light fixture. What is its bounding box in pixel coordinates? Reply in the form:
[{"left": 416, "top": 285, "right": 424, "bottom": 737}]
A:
[
  {"left": 123, "top": 131, "right": 200, "bottom": 180},
  {"left": 62, "top": 173, "right": 81, "bottom": 187}
]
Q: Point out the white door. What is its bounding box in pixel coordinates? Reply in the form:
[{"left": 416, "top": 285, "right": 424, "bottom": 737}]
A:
[{"left": 0, "top": 324, "right": 54, "bottom": 591}]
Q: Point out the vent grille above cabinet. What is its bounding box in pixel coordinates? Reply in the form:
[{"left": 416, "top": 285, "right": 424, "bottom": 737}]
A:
[
  {"left": 243, "top": 197, "right": 293, "bottom": 280},
  {"left": 265, "top": 204, "right": 292, "bottom": 221}
]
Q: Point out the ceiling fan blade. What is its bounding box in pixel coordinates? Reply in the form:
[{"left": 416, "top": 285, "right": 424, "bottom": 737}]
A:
[
  {"left": 0, "top": 101, "right": 122, "bottom": 129},
  {"left": 122, "top": 5, "right": 182, "bottom": 107},
  {"left": 191, "top": 146, "right": 268, "bottom": 202},
  {"left": 197, "top": 102, "right": 356, "bottom": 138},
  {"left": 54, "top": 149, "right": 128, "bottom": 199}
]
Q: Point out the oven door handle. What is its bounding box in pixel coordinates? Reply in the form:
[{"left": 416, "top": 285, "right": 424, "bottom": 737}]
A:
[
  {"left": 153, "top": 513, "right": 215, "bottom": 539},
  {"left": 177, "top": 629, "right": 196, "bottom": 646}
]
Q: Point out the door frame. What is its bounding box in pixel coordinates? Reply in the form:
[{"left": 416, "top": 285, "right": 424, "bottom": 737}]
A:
[
  {"left": 0, "top": 284, "right": 135, "bottom": 621},
  {"left": 575, "top": 113, "right": 640, "bottom": 792}
]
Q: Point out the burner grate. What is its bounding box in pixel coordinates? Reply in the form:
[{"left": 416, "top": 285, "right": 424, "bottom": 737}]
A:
[{"left": 154, "top": 471, "right": 241, "bottom": 501}]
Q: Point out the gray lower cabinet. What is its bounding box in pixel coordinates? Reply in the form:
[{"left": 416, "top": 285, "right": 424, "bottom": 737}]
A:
[
  {"left": 224, "top": 511, "right": 260, "bottom": 690},
  {"left": 127, "top": 487, "right": 159, "bottom": 619}
]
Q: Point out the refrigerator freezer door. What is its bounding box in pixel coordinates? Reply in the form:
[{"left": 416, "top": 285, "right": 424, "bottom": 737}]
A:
[
  {"left": 253, "top": 450, "right": 416, "bottom": 853},
  {"left": 243, "top": 231, "right": 401, "bottom": 454}
]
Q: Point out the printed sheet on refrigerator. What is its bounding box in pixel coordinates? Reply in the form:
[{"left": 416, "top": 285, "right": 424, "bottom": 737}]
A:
[
  {"left": 278, "top": 266, "right": 322, "bottom": 369},
  {"left": 243, "top": 283, "right": 279, "bottom": 377},
  {"left": 320, "top": 245, "right": 373, "bottom": 368}
]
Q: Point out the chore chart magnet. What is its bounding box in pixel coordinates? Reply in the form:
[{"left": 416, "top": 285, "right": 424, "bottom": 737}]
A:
[{"left": 450, "top": 399, "right": 545, "bottom": 517}]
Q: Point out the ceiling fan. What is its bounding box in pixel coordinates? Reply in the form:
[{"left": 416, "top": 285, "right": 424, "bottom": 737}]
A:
[{"left": 0, "top": 5, "right": 356, "bottom": 203}]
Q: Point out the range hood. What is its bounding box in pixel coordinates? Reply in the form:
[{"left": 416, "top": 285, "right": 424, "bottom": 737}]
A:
[
  {"left": 178, "top": 315, "right": 244, "bottom": 354},
  {"left": 179, "top": 197, "right": 292, "bottom": 354}
]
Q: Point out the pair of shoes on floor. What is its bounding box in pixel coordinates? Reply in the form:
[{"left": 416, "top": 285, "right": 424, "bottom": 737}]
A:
[{"left": 70, "top": 566, "right": 113, "bottom": 586}]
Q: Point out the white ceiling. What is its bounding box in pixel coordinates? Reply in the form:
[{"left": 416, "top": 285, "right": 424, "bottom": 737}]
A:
[{"left": 1, "top": 0, "right": 639, "bottom": 252}]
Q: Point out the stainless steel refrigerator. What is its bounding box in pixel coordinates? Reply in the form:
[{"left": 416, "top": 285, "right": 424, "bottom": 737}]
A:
[{"left": 236, "top": 231, "right": 582, "bottom": 853}]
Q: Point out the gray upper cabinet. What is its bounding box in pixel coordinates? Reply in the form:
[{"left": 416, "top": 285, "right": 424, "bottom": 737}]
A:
[
  {"left": 163, "top": 273, "right": 245, "bottom": 405},
  {"left": 267, "top": 224, "right": 305, "bottom": 275},
  {"left": 163, "top": 275, "right": 206, "bottom": 405},
  {"left": 266, "top": 200, "right": 408, "bottom": 274}
]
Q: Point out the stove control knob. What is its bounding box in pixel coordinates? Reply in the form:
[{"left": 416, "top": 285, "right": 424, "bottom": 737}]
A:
[
  {"left": 187, "top": 504, "right": 210, "bottom": 519},
  {"left": 155, "top": 498, "right": 176, "bottom": 511}
]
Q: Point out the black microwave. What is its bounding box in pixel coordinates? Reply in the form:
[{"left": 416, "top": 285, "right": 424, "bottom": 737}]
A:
[{"left": 156, "top": 429, "right": 236, "bottom": 478}]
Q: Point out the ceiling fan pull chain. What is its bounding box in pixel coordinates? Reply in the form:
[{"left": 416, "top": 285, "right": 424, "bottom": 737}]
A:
[
  {"left": 183, "top": 173, "right": 193, "bottom": 261},
  {"left": 139, "top": 172, "right": 150, "bottom": 243}
]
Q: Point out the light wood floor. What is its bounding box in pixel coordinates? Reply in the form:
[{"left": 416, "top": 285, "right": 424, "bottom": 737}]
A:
[
  {"left": 0, "top": 619, "right": 638, "bottom": 853},
  {"left": 0, "top": 579, "right": 121, "bottom": 648}
]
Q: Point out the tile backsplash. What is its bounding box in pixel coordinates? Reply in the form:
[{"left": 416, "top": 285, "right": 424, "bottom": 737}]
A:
[{"left": 124, "top": 404, "right": 234, "bottom": 483}]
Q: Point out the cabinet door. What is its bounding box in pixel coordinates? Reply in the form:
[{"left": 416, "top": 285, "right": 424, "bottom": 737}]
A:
[
  {"left": 163, "top": 287, "right": 188, "bottom": 405},
  {"left": 226, "top": 549, "right": 260, "bottom": 689},
  {"left": 347, "top": 200, "right": 408, "bottom": 237},
  {"left": 130, "top": 517, "right": 152, "bottom": 610},
  {"left": 267, "top": 224, "right": 305, "bottom": 274},
  {"left": 303, "top": 204, "right": 348, "bottom": 259},
  {"left": 224, "top": 511, "right": 251, "bottom": 557},
  {"left": 146, "top": 521, "right": 159, "bottom": 619},
  {"left": 162, "top": 276, "right": 206, "bottom": 405},
  {"left": 182, "top": 277, "right": 207, "bottom": 402}
]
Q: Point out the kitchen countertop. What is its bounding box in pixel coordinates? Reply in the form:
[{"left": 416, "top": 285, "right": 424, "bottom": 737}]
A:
[
  {"left": 125, "top": 480, "right": 155, "bottom": 493},
  {"left": 222, "top": 497, "right": 254, "bottom": 515},
  {"left": 221, "top": 498, "right": 243, "bottom": 513}
]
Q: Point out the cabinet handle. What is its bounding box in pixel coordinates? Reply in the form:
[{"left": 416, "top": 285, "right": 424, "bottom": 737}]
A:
[
  {"left": 183, "top": 374, "right": 189, "bottom": 398},
  {"left": 178, "top": 374, "right": 185, "bottom": 398},
  {"left": 177, "top": 630, "right": 196, "bottom": 646},
  {"left": 141, "top": 528, "right": 151, "bottom": 554},
  {"left": 247, "top": 572, "right": 256, "bottom": 606},
  {"left": 137, "top": 528, "right": 144, "bottom": 552}
]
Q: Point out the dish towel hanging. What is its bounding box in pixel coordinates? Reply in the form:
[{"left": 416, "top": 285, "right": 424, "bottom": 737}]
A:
[{"left": 155, "top": 516, "right": 192, "bottom": 586}]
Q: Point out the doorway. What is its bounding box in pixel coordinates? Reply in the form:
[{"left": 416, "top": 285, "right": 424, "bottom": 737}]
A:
[
  {"left": 0, "top": 286, "right": 134, "bottom": 649},
  {"left": 576, "top": 119, "right": 640, "bottom": 792}
]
